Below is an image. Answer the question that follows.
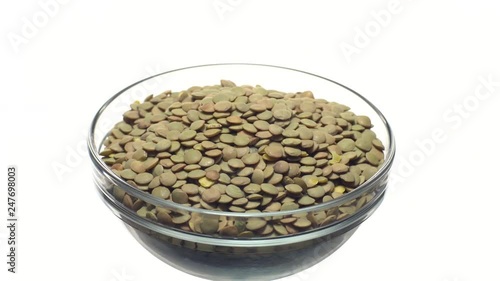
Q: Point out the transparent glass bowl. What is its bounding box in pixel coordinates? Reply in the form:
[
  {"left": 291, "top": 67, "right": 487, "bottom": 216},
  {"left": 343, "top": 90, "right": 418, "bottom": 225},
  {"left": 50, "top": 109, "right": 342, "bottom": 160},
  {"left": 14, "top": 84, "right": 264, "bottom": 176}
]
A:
[{"left": 88, "top": 64, "right": 395, "bottom": 281}]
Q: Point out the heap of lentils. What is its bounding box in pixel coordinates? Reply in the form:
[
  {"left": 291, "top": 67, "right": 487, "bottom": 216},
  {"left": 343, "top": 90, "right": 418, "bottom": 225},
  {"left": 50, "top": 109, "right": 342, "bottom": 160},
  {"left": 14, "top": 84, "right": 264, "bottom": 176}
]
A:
[{"left": 101, "top": 80, "right": 385, "bottom": 217}]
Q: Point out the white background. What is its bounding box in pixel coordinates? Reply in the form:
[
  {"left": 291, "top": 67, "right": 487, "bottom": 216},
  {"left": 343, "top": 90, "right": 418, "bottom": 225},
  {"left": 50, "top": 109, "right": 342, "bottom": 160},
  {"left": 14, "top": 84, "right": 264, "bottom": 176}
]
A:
[{"left": 1, "top": 1, "right": 500, "bottom": 281}]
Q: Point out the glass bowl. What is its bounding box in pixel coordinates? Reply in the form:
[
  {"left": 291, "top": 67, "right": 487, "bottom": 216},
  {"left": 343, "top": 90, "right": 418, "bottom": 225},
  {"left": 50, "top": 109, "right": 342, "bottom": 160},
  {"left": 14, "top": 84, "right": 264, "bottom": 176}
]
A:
[{"left": 88, "top": 64, "right": 395, "bottom": 281}]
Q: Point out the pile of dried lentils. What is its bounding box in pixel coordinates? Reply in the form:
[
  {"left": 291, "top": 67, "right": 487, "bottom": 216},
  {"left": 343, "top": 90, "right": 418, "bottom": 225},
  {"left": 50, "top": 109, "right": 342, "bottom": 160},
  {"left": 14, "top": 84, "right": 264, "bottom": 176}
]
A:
[{"left": 101, "top": 80, "right": 385, "bottom": 236}]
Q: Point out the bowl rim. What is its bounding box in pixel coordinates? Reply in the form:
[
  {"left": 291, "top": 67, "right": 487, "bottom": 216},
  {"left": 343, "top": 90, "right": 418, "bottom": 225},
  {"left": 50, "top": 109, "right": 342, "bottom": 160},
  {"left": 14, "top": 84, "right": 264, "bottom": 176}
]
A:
[{"left": 88, "top": 63, "right": 396, "bottom": 218}]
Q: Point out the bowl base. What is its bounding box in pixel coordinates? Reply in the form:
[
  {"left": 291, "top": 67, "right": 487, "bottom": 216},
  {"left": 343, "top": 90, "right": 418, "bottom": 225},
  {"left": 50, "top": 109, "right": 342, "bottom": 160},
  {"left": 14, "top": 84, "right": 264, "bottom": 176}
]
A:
[{"left": 126, "top": 224, "right": 358, "bottom": 281}]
